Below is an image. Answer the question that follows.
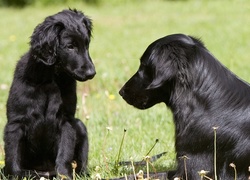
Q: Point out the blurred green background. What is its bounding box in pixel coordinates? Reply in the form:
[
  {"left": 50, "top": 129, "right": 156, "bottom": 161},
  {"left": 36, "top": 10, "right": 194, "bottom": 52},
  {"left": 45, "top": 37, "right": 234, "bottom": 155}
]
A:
[{"left": 0, "top": 0, "right": 250, "bottom": 178}]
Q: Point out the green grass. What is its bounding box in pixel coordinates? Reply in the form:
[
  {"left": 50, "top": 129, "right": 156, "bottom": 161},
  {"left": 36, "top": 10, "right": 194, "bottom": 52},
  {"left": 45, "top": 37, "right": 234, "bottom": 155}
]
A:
[{"left": 0, "top": 0, "right": 250, "bottom": 179}]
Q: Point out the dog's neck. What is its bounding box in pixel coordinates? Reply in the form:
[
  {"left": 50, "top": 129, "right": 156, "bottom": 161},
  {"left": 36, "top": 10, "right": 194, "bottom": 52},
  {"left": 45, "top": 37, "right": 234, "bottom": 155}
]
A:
[{"left": 168, "top": 57, "right": 250, "bottom": 127}]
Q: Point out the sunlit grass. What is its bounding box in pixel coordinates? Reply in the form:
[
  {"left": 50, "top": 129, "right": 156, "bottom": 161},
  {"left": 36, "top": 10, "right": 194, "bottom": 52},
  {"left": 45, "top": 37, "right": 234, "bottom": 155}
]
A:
[{"left": 0, "top": 0, "right": 250, "bottom": 179}]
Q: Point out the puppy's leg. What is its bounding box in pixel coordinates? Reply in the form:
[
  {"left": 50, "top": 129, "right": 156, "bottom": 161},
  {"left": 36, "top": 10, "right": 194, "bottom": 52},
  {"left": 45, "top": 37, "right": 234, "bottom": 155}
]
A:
[
  {"left": 56, "top": 119, "right": 89, "bottom": 179},
  {"left": 4, "top": 122, "right": 24, "bottom": 179},
  {"left": 56, "top": 121, "right": 77, "bottom": 179},
  {"left": 72, "top": 119, "right": 88, "bottom": 174}
]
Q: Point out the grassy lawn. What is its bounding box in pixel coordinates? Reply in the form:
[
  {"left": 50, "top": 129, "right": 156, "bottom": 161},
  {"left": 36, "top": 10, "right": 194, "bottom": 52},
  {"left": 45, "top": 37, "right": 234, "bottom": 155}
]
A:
[{"left": 0, "top": 0, "right": 250, "bottom": 179}]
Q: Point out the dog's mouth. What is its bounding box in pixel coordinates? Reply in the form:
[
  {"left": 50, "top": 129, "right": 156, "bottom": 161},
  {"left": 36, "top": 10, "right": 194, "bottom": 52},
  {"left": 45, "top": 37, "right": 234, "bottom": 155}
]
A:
[
  {"left": 61, "top": 67, "right": 96, "bottom": 82},
  {"left": 119, "top": 88, "right": 149, "bottom": 110},
  {"left": 70, "top": 70, "right": 96, "bottom": 82},
  {"left": 119, "top": 91, "right": 133, "bottom": 105},
  {"left": 56, "top": 60, "right": 96, "bottom": 81}
]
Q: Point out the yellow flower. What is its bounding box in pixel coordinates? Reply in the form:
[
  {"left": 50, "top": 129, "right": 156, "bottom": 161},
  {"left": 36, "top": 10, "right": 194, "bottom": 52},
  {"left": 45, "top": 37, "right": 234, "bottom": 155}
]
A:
[
  {"left": 104, "top": 90, "right": 115, "bottom": 100},
  {"left": 108, "top": 94, "right": 115, "bottom": 100},
  {"left": 9, "top": 35, "right": 16, "bottom": 42},
  {"left": 0, "top": 160, "right": 5, "bottom": 165}
]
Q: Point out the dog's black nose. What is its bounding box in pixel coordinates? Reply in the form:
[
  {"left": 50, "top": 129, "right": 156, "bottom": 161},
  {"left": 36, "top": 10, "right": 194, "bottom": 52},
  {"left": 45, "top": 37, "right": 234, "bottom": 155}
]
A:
[
  {"left": 119, "top": 88, "right": 124, "bottom": 97},
  {"left": 85, "top": 69, "right": 96, "bottom": 80}
]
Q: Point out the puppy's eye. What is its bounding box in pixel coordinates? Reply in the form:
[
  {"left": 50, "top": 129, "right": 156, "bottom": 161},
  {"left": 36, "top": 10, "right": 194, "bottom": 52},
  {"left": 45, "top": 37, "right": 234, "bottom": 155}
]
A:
[{"left": 67, "top": 44, "right": 74, "bottom": 50}]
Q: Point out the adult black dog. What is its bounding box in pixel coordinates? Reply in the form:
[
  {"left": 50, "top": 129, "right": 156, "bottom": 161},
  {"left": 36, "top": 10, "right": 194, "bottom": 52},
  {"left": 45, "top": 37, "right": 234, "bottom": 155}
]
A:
[
  {"left": 4, "top": 9, "right": 95, "bottom": 179},
  {"left": 119, "top": 34, "right": 250, "bottom": 180}
]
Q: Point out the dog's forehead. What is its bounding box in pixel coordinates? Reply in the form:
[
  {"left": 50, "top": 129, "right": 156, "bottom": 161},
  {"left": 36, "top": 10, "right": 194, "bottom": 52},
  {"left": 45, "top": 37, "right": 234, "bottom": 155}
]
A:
[
  {"left": 157, "top": 34, "right": 195, "bottom": 46},
  {"left": 56, "top": 9, "right": 84, "bottom": 19},
  {"left": 56, "top": 11, "right": 83, "bottom": 25},
  {"left": 140, "top": 34, "right": 197, "bottom": 64},
  {"left": 143, "top": 34, "right": 194, "bottom": 54},
  {"left": 52, "top": 10, "right": 89, "bottom": 36}
]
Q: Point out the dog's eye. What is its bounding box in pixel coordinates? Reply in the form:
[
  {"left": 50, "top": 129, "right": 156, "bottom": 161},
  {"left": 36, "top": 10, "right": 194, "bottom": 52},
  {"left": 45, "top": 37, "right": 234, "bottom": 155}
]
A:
[
  {"left": 139, "top": 64, "right": 153, "bottom": 81},
  {"left": 67, "top": 44, "right": 74, "bottom": 50}
]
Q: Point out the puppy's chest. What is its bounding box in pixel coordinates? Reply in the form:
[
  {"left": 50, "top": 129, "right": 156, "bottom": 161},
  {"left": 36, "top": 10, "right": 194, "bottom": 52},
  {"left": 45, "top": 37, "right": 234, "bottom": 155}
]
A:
[
  {"left": 25, "top": 85, "right": 63, "bottom": 131},
  {"left": 25, "top": 89, "right": 62, "bottom": 149},
  {"left": 33, "top": 84, "right": 63, "bottom": 117}
]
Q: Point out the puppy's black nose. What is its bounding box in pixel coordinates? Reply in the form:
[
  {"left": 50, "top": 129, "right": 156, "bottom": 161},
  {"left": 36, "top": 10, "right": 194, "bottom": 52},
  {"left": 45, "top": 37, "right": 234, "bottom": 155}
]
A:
[{"left": 85, "top": 69, "right": 96, "bottom": 80}]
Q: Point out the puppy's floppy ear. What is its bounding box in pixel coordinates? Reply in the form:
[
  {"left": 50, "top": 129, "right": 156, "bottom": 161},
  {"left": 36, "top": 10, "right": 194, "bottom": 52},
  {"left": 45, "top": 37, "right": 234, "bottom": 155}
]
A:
[
  {"left": 30, "top": 21, "right": 64, "bottom": 65},
  {"left": 147, "top": 44, "right": 190, "bottom": 89}
]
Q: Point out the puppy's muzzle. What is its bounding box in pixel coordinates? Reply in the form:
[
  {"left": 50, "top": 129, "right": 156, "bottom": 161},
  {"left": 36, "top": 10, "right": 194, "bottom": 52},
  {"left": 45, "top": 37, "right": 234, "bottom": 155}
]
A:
[{"left": 85, "top": 68, "right": 96, "bottom": 80}]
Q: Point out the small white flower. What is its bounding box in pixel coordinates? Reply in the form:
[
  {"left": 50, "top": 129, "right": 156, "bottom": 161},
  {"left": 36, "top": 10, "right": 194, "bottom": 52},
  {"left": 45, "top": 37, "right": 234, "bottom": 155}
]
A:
[{"left": 106, "top": 126, "right": 113, "bottom": 131}]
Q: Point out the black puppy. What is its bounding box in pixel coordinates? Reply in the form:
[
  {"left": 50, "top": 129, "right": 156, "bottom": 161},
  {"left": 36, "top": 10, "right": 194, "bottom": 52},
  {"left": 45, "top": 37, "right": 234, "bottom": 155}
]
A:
[
  {"left": 119, "top": 34, "right": 250, "bottom": 180},
  {"left": 4, "top": 9, "right": 95, "bottom": 179}
]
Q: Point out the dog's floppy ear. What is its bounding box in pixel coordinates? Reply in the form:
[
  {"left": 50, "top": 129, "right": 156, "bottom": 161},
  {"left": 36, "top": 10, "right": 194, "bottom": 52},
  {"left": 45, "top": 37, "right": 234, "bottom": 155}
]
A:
[
  {"left": 82, "top": 16, "right": 92, "bottom": 37},
  {"left": 30, "top": 21, "right": 64, "bottom": 65},
  {"left": 147, "top": 44, "right": 190, "bottom": 89}
]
